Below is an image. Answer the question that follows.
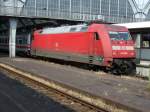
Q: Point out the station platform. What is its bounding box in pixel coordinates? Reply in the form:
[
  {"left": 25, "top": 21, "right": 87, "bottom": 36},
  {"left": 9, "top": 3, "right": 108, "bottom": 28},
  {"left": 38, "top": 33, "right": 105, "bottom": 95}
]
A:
[
  {"left": 0, "top": 68, "right": 73, "bottom": 112},
  {"left": 136, "top": 60, "right": 150, "bottom": 78},
  {"left": 0, "top": 56, "right": 150, "bottom": 112}
]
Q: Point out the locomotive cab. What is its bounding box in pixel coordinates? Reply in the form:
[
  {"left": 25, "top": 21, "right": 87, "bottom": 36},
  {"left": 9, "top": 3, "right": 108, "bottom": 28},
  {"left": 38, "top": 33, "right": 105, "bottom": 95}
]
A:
[
  {"left": 89, "top": 24, "right": 135, "bottom": 74},
  {"left": 108, "top": 30, "right": 135, "bottom": 74},
  {"left": 110, "top": 31, "right": 135, "bottom": 58}
]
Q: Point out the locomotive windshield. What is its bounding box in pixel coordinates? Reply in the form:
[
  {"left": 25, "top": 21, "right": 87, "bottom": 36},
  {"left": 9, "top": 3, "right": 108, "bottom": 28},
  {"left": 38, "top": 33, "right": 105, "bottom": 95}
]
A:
[{"left": 109, "top": 32, "right": 132, "bottom": 41}]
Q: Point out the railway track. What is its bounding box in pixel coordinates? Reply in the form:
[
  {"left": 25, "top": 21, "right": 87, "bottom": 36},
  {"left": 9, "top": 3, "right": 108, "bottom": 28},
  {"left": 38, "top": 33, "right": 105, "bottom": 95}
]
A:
[
  {"left": 0, "top": 66, "right": 107, "bottom": 112},
  {"left": 0, "top": 63, "right": 142, "bottom": 112}
]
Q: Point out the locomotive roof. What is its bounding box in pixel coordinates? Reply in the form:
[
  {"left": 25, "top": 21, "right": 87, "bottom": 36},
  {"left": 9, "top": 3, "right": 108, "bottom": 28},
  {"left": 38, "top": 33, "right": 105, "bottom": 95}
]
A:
[
  {"left": 39, "top": 23, "right": 126, "bottom": 34},
  {"left": 40, "top": 24, "right": 88, "bottom": 34}
]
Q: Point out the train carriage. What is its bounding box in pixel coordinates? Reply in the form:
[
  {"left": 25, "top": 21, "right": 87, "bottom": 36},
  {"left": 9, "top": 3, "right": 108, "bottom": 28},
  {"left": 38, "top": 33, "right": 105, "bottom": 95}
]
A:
[{"left": 0, "top": 33, "right": 31, "bottom": 55}]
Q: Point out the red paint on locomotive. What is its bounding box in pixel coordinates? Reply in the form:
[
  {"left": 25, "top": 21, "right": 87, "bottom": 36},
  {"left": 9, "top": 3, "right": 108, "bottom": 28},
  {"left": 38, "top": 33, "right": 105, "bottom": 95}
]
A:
[{"left": 31, "top": 23, "right": 135, "bottom": 74}]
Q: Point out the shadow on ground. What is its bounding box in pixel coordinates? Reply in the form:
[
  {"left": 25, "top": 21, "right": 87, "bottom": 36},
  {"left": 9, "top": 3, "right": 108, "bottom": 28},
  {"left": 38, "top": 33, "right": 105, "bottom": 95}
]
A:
[{"left": 0, "top": 71, "right": 75, "bottom": 112}]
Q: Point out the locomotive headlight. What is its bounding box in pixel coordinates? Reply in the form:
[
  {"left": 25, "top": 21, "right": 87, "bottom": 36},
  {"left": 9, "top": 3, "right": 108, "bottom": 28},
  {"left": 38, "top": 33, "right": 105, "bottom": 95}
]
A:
[
  {"left": 120, "top": 52, "right": 128, "bottom": 55},
  {"left": 130, "top": 52, "right": 135, "bottom": 55},
  {"left": 113, "top": 52, "right": 117, "bottom": 55}
]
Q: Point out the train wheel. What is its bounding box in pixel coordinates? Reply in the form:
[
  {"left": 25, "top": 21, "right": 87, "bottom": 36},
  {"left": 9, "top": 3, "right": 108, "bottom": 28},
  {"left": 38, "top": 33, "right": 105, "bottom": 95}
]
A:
[
  {"left": 120, "top": 61, "right": 133, "bottom": 75},
  {"left": 111, "top": 63, "right": 121, "bottom": 75}
]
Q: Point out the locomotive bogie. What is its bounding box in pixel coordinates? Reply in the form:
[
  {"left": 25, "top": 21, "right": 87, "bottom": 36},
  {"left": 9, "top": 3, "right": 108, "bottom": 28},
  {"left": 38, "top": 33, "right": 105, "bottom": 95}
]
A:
[{"left": 111, "top": 59, "right": 135, "bottom": 74}]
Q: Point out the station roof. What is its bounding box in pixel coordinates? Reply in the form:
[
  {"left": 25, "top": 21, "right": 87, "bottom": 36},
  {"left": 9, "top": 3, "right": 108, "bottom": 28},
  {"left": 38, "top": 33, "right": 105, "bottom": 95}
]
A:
[{"left": 115, "top": 21, "right": 150, "bottom": 29}]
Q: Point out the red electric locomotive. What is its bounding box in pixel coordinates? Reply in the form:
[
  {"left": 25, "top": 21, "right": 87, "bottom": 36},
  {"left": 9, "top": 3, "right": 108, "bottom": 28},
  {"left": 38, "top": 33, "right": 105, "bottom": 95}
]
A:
[{"left": 31, "top": 23, "right": 135, "bottom": 74}]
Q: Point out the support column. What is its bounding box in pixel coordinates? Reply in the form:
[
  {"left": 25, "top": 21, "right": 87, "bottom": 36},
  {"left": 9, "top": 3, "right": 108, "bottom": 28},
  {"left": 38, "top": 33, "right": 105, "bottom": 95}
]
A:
[
  {"left": 135, "top": 34, "right": 141, "bottom": 49},
  {"left": 9, "top": 18, "right": 17, "bottom": 58},
  {"left": 135, "top": 34, "right": 141, "bottom": 64}
]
